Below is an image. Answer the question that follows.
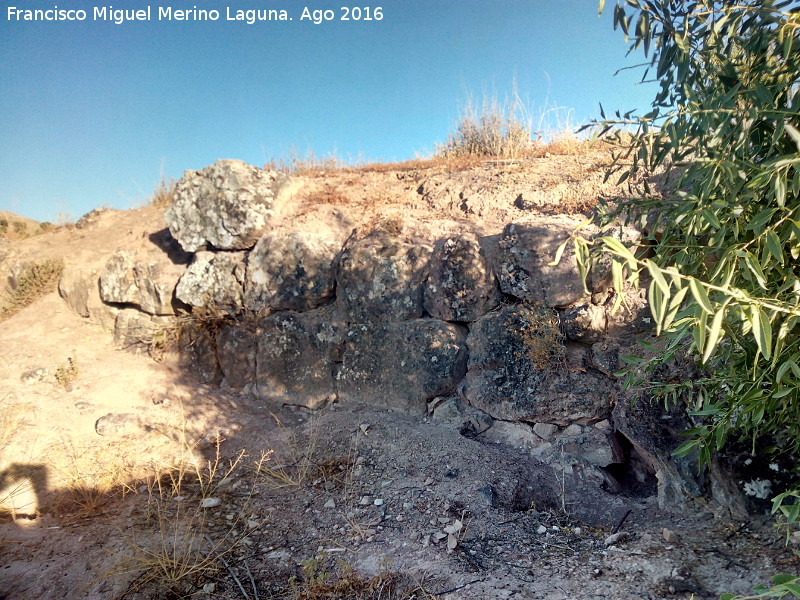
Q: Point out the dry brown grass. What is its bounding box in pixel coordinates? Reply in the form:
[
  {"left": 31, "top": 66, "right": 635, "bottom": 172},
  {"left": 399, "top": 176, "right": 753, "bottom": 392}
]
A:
[
  {"left": 267, "top": 151, "right": 349, "bottom": 176},
  {"left": 289, "top": 558, "right": 438, "bottom": 600},
  {"left": 0, "top": 259, "right": 64, "bottom": 322},
  {"left": 148, "top": 177, "right": 177, "bottom": 208},
  {"left": 509, "top": 303, "right": 567, "bottom": 370}
]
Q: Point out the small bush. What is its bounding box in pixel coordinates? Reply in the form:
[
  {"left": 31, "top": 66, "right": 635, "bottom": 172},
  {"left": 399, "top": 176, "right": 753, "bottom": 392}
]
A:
[
  {"left": 289, "top": 557, "right": 421, "bottom": 600},
  {"left": 12, "top": 221, "right": 27, "bottom": 238},
  {"left": 0, "top": 219, "right": 7, "bottom": 234},
  {"left": 54, "top": 353, "right": 78, "bottom": 390},
  {"left": 510, "top": 303, "right": 566, "bottom": 370},
  {"left": 439, "top": 93, "right": 533, "bottom": 160},
  {"left": 0, "top": 259, "right": 64, "bottom": 321},
  {"left": 149, "top": 177, "right": 176, "bottom": 208}
]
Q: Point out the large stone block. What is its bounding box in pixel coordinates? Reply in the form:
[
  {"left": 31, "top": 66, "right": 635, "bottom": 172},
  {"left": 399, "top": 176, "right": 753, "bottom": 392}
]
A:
[
  {"left": 175, "top": 251, "right": 245, "bottom": 314},
  {"left": 462, "top": 305, "right": 612, "bottom": 424},
  {"left": 423, "top": 234, "right": 500, "bottom": 322},
  {"left": 113, "top": 308, "right": 174, "bottom": 350},
  {"left": 165, "top": 159, "right": 296, "bottom": 252},
  {"left": 244, "top": 231, "right": 339, "bottom": 313},
  {"left": 217, "top": 321, "right": 259, "bottom": 390},
  {"left": 337, "top": 319, "right": 467, "bottom": 414},
  {"left": 256, "top": 309, "right": 344, "bottom": 408},
  {"left": 99, "top": 250, "right": 185, "bottom": 315},
  {"left": 493, "top": 220, "right": 586, "bottom": 308},
  {"left": 336, "top": 233, "right": 431, "bottom": 322},
  {"left": 59, "top": 265, "right": 118, "bottom": 330}
]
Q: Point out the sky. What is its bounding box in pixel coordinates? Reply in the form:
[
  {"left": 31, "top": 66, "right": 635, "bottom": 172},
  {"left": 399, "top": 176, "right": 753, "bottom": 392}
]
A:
[{"left": 0, "top": 0, "right": 659, "bottom": 222}]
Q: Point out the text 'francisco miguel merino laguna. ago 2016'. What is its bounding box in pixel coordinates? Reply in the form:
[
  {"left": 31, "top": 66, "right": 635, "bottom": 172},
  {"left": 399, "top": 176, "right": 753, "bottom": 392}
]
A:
[{"left": 6, "top": 5, "right": 385, "bottom": 25}]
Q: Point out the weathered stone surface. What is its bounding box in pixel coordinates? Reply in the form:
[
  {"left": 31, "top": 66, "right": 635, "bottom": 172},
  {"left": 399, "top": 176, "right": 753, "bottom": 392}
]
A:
[
  {"left": 58, "top": 265, "right": 118, "bottom": 330},
  {"left": 99, "top": 250, "right": 185, "bottom": 315},
  {"left": 217, "top": 321, "right": 259, "bottom": 390},
  {"left": 612, "top": 393, "right": 704, "bottom": 508},
  {"left": 560, "top": 303, "right": 606, "bottom": 343},
  {"left": 176, "top": 321, "right": 223, "bottom": 385},
  {"left": 256, "top": 309, "right": 344, "bottom": 408},
  {"left": 462, "top": 305, "right": 612, "bottom": 424},
  {"left": 423, "top": 234, "right": 500, "bottom": 322},
  {"left": 95, "top": 412, "right": 142, "bottom": 437},
  {"left": 337, "top": 319, "right": 467, "bottom": 414},
  {"left": 113, "top": 308, "right": 173, "bottom": 349},
  {"left": 493, "top": 220, "right": 586, "bottom": 308},
  {"left": 244, "top": 232, "right": 339, "bottom": 313},
  {"left": 175, "top": 251, "right": 245, "bottom": 314},
  {"left": 165, "top": 160, "right": 295, "bottom": 252},
  {"left": 336, "top": 233, "right": 431, "bottom": 322}
]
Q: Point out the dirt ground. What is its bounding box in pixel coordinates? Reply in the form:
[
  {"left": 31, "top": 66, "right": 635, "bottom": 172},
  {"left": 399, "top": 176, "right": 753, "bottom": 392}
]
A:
[{"left": 1, "top": 153, "right": 797, "bottom": 599}]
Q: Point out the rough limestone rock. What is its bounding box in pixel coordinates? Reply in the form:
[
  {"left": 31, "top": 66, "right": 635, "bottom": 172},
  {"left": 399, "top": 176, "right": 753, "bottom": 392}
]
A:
[
  {"left": 462, "top": 305, "right": 612, "bottom": 424},
  {"left": 423, "top": 234, "right": 501, "bottom": 322},
  {"left": 58, "top": 265, "right": 118, "bottom": 331},
  {"left": 176, "top": 321, "right": 223, "bottom": 385},
  {"left": 337, "top": 233, "right": 432, "bottom": 323},
  {"left": 560, "top": 303, "right": 607, "bottom": 343},
  {"left": 165, "top": 159, "right": 295, "bottom": 252},
  {"left": 216, "top": 321, "right": 259, "bottom": 390},
  {"left": 175, "top": 251, "right": 245, "bottom": 314},
  {"left": 494, "top": 220, "right": 586, "bottom": 308},
  {"left": 256, "top": 309, "right": 344, "bottom": 408},
  {"left": 337, "top": 319, "right": 467, "bottom": 414},
  {"left": 244, "top": 231, "right": 339, "bottom": 313},
  {"left": 99, "top": 250, "right": 185, "bottom": 315},
  {"left": 113, "top": 308, "right": 173, "bottom": 349}
]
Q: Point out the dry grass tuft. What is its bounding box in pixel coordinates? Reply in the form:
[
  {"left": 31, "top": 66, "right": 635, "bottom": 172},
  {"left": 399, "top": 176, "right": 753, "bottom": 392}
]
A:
[
  {"left": 54, "top": 351, "right": 79, "bottom": 390},
  {"left": 308, "top": 183, "right": 350, "bottom": 205},
  {"left": 149, "top": 177, "right": 177, "bottom": 208},
  {"left": 267, "top": 151, "right": 349, "bottom": 176},
  {"left": 438, "top": 92, "right": 533, "bottom": 161},
  {"left": 289, "top": 558, "right": 437, "bottom": 600},
  {"left": 510, "top": 303, "right": 566, "bottom": 370},
  {"left": 49, "top": 440, "right": 140, "bottom": 519},
  {"left": 111, "top": 438, "right": 259, "bottom": 598},
  {"left": 0, "top": 259, "right": 64, "bottom": 322}
]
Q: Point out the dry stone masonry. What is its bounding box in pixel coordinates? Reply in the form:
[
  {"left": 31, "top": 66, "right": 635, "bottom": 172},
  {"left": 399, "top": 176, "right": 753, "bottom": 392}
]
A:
[{"left": 53, "top": 158, "right": 761, "bottom": 519}]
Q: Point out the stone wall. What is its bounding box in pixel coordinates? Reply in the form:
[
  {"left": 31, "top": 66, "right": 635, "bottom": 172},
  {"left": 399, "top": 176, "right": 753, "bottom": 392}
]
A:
[{"left": 72, "top": 159, "right": 742, "bottom": 515}]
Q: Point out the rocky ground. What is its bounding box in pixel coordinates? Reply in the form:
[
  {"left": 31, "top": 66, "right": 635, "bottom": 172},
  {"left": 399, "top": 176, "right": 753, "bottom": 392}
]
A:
[{"left": 0, "top": 150, "right": 797, "bottom": 599}]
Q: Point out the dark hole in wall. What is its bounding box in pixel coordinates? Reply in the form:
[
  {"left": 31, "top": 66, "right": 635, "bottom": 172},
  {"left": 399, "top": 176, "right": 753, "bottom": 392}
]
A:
[{"left": 602, "top": 431, "right": 658, "bottom": 498}]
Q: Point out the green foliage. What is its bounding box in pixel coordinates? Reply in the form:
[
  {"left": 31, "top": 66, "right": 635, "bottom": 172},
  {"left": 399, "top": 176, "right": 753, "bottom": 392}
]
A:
[
  {"left": 12, "top": 221, "right": 27, "bottom": 236},
  {"left": 557, "top": 2, "right": 800, "bottom": 570},
  {"left": 581, "top": 0, "right": 800, "bottom": 463},
  {"left": 720, "top": 574, "right": 800, "bottom": 599}
]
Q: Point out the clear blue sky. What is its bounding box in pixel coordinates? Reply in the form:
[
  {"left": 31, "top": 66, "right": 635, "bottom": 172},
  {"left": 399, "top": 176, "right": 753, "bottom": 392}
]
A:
[{"left": 1, "top": 0, "right": 657, "bottom": 222}]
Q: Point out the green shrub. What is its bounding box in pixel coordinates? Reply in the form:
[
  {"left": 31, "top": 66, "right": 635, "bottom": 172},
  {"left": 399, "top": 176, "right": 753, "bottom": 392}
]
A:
[{"left": 567, "top": 0, "right": 800, "bottom": 570}]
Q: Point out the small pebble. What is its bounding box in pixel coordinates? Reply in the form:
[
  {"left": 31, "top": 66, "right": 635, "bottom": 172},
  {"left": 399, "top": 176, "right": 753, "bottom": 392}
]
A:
[
  {"left": 662, "top": 528, "right": 681, "bottom": 544},
  {"left": 324, "top": 498, "right": 336, "bottom": 509}
]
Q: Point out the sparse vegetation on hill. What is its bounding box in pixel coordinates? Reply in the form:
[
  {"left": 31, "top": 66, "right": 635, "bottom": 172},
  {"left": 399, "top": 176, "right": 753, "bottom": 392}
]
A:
[{"left": 0, "top": 258, "right": 64, "bottom": 322}]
